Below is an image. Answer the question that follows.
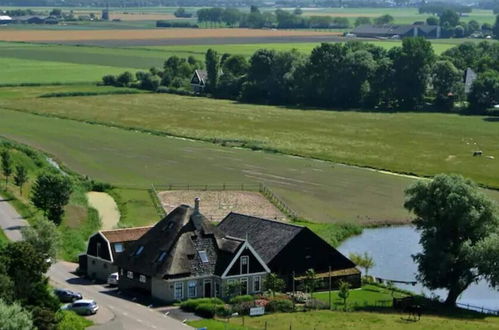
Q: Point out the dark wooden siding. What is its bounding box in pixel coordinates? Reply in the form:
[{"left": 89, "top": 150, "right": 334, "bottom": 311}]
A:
[
  {"left": 226, "top": 248, "right": 266, "bottom": 276},
  {"left": 86, "top": 234, "right": 112, "bottom": 261},
  {"left": 269, "top": 228, "right": 356, "bottom": 278}
]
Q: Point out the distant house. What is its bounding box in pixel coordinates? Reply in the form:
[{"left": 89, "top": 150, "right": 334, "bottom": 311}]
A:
[
  {"left": 352, "top": 24, "right": 441, "bottom": 39},
  {"left": 0, "top": 15, "right": 12, "bottom": 24},
  {"left": 79, "top": 226, "right": 151, "bottom": 282},
  {"left": 116, "top": 201, "right": 270, "bottom": 302},
  {"left": 464, "top": 67, "right": 477, "bottom": 94},
  {"left": 190, "top": 70, "right": 207, "bottom": 93},
  {"left": 218, "top": 213, "right": 361, "bottom": 290}
]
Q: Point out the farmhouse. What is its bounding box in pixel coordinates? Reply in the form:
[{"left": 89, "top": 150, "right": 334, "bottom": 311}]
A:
[
  {"left": 79, "top": 226, "right": 151, "bottom": 281},
  {"left": 352, "top": 24, "right": 441, "bottom": 39},
  {"left": 115, "top": 200, "right": 270, "bottom": 302},
  {"left": 190, "top": 70, "right": 207, "bottom": 93},
  {"left": 218, "top": 213, "right": 361, "bottom": 290}
]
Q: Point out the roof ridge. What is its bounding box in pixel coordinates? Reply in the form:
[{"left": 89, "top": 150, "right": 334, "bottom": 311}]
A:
[
  {"left": 225, "top": 212, "right": 304, "bottom": 229},
  {"left": 101, "top": 225, "right": 153, "bottom": 234}
]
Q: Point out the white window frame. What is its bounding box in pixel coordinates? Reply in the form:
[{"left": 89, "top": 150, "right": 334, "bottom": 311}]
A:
[
  {"left": 188, "top": 280, "right": 197, "bottom": 298},
  {"left": 253, "top": 276, "right": 261, "bottom": 292},
  {"left": 174, "top": 282, "right": 184, "bottom": 300},
  {"left": 240, "top": 277, "right": 248, "bottom": 295},
  {"left": 139, "top": 275, "right": 146, "bottom": 283},
  {"left": 240, "top": 255, "right": 249, "bottom": 274},
  {"left": 127, "top": 271, "right": 133, "bottom": 279},
  {"left": 114, "top": 243, "right": 124, "bottom": 253}
]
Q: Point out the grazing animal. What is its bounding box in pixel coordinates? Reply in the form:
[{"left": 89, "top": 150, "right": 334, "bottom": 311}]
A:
[
  {"left": 473, "top": 151, "right": 483, "bottom": 157},
  {"left": 405, "top": 304, "right": 422, "bottom": 321}
]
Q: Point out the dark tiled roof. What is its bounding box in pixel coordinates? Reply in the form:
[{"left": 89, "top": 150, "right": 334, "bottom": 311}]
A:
[
  {"left": 218, "top": 213, "right": 303, "bottom": 264},
  {"left": 101, "top": 226, "right": 152, "bottom": 243},
  {"left": 352, "top": 24, "right": 437, "bottom": 37},
  {"left": 116, "top": 205, "right": 243, "bottom": 278}
]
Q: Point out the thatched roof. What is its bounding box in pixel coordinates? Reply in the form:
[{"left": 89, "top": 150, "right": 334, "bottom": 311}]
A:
[{"left": 101, "top": 226, "right": 152, "bottom": 243}]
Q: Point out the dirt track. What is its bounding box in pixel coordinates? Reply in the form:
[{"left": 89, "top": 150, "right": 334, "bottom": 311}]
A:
[
  {"left": 0, "top": 28, "right": 341, "bottom": 42},
  {"left": 86, "top": 192, "right": 120, "bottom": 230}
]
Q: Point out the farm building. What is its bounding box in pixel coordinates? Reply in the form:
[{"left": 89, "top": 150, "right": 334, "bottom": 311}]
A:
[
  {"left": 352, "top": 24, "right": 441, "bottom": 39},
  {"left": 79, "top": 226, "right": 151, "bottom": 282},
  {"left": 190, "top": 70, "right": 207, "bottom": 93},
  {"left": 12, "top": 16, "right": 47, "bottom": 24},
  {"left": 218, "top": 213, "right": 361, "bottom": 290},
  {"left": 0, "top": 15, "right": 12, "bottom": 24}
]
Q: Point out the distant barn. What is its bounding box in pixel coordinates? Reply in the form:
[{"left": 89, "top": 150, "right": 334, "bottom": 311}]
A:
[{"left": 352, "top": 24, "right": 441, "bottom": 39}]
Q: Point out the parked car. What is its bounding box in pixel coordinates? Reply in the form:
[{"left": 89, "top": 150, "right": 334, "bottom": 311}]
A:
[
  {"left": 107, "top": 272, "right": 119, "bottom": 286},
  {"left": 62, "top": 299, "right": 99, "bottom": 315},
  {"left": 54, "top": 289, "right": 82, "bottom": 303}
]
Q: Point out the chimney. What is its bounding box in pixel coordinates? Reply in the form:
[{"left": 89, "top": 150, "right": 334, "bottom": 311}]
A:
[{"left": 194, "top": 197, "right": 200, "bottom": 213}]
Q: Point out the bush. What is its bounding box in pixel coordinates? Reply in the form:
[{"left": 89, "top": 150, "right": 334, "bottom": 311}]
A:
[
  {"left": 55, "top": 310, "right": 92, "bottom": 330},
  {"left": 194, "top": 303, "right": 218, "bottom": 318},
  {"left": 180, "top": 298, "right": 224, "bottom": 312},
  {"left": 229, "top": 295, "right": 254, "bottom": 304},
  {"left": 266, "top": 299, "right": 294, "bottom": 313},
  {"left": 232, "top": 301, "right": 255, "bottom": 315}
]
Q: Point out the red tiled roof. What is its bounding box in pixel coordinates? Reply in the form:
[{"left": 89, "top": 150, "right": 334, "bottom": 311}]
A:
[{"left": 101, "top": 226, "right": 152, "bottom": 243}]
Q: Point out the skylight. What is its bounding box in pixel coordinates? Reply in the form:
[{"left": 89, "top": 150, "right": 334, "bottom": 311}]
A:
[
  {"left": 157, "top": 251, "right": 167, "bottom": 262},
  {"left": 198, "top": 250, "right": 209, "bottom": 263},
  {"left": 135, "top": 246, "right": 144, "bottom": 256}
]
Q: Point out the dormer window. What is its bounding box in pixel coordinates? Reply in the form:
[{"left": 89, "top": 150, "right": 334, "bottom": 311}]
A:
[
  {"left": 240, "top": 256, "right": 249, "bottom": 274},
  {"left": 114, "top": 243, "right": 124, "bottom": 253},
  {"left": 198, "top": 250, "right": 209, "bottom": 263},
  {"left": 134, "top": 246, "right": 144, "bottom": 256}
]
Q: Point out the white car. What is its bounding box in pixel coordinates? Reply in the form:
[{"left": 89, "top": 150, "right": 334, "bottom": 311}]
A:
[
  {"left": 62, "top": 299, "right": 99, "bottom": 315},
  {"left": 107, "top": 272, "right": 119, "bottom": 286}
]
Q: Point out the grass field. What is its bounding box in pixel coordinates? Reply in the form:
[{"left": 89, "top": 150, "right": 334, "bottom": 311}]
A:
[
  {"left": 3, "top": 91, "right": 498, "bottom": 191},
  {"left": 188, "top": 310, "right": 499, "bottom": 330},
  {"left": 0, "top": 57, "right": 133, "bottom": 84}
]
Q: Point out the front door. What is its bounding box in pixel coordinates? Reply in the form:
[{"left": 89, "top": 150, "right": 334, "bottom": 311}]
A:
[{"left": 204, "top": 280, "right": 212, "bottom": 297}]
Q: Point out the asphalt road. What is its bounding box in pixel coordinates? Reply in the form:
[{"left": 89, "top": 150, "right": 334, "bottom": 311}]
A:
[{"left": 0, "top": 193, "right": 191, "bottom": 330}]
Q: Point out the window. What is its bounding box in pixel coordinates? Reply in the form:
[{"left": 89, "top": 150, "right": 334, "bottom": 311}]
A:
[
  {"left": 114, "top": 243, "right": 124, "bottom": 253},
  {"left": 188, "top": 280, "right": 197, "bottom": 298},
  {"left": 240, "top": 256, "right": 249, "bottom": 274},
  {"left": 198, "top": 250, "right": 209, "bottom": 263},
  {"left": 157, "top": 251, "right": 167, "bottom": 263},
  {"left": 134, "top": 246, "right": 144, "bottom": 256},
  {"left": 253, "top": 276, "right": 261, "bottom": 292},
  {"left": 120, "top": 268, "right": 124, "bottom": 276},
  {"left": 174, "top": 282, "right": 183, "bottom": 300},
  {"left": 241, "top": 277, "right": 248, "bottom": 295},
  {"left": 96, "top": 242, "right": 101, "bottom": 257},
  {"left": 139, "top": 275, "right": 146, "bottom": 283},
  {"left": 127, "top": 271, "right": 133, "bottom": 279}
]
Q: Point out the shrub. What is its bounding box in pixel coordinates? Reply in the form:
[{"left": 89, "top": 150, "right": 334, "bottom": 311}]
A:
[
  {"left": 305, "top": 298, "right": 329, "bottom": 310},
  {"left": 180, "top": 298, "right": 224, "bottom": 312},
  {"left": 229, "top": 295, "right": 254, "bottom": 304},
  {"left": 102, "top": 75, "right": 117, "bottom": 86},
  {"left": 266, "top": 299, "right": 294, "bottom": 313},
  {"left": 194, "top": 303, "right": 218, "bottom": 318},
  {"left": 55, "top": 310, "right": 92, "bottom": 330},
  {"left": 215, "top": 305, "right": 232, "bottom": 317},
  {"left": 232, "top": 301, "right": 255, "bottom": 315}
]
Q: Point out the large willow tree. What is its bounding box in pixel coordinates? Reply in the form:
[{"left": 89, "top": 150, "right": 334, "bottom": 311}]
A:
[{"left": 404, "top": 174, "right": 499, "bottom": 305}]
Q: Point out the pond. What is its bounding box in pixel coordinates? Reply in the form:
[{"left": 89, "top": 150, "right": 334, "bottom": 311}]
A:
[{"left": 338, "top": 225, "right": 499, "bottom": 311}]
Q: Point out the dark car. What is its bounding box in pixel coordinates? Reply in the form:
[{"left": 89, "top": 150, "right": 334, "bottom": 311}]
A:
[{"left": 54, "top": 289, "right": 82, "bottom": 303}]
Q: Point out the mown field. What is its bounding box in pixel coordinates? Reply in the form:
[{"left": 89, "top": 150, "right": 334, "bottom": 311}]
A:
[
  {"left": 0, "top": 57, "right": 133, "bottom": 84},
  {"left": 3, "top": 90, "right": 498, "bottom": 190}
]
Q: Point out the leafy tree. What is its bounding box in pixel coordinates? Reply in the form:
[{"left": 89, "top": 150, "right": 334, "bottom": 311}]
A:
[
  {"left": 174, "top": 7, "right": 192, "bottom": 18},
  {"left": 467, "top": 70, "right": 499, "bottom": 114},
  {"left": 432, "top": 60, "right": 463, "bottom": 111},
  {"left": 374, "top": 14, "right": 394, "bottom": 25},
  {"left": 294, "top": 8, "right": 303, "bottom": 16},
  {"left": 13, "top": 165, "right": 28, "bottom": 195},
  {"left": 473, "top": 233, "right": 499, "bottom": 288},
  {"left": 0, "top": 299, "right": 34, "bottom": 330},
  {"left": 454, "top": 25, "right": 465, "bottom": 38},
  {"left": 101, "top": 75, "right": 116, "bottom": 86},
  {"left": 338, "top": 281, "right": 350, "bottom": 311},
  {"left": 21, "top": 216, "right": 60, "bottom": 261},
  {"left": 355, "top": 17, "right": 371, "bottom": 26},
  {"left": 264, "top": 273, "right": 285, "bottom": 297},
  {"left": 116, "top": 71, "right": 133, "bottom": 87},
  {"left": 494, "top": 15, "right": 499, "bottom": 40},
  {"left": 349, "top": 252, "right": 375, "bottom": 276},
  {"left": 404, "top": 174, "right": 499, "bottom": 306},
  {"left": 224, "top": 281, "right": 241, "bottom": 298},
  {"left": 221, "top": 8, "right": 241, "bottom": 26},
  {"left": 49, "top": 8, "right": 62, "bottom": 17},
  {"left": 426, "top": 16, "right": 439, "bottom": 26},
  {"left": 303, "top": 268, "right": 319, "bottom": 297},
  {"left": 439, "top": 9, "right": 459, "bottom": 27},
  {"left": 205, "top": 49, "right": 220, "bottom": 93},
  {"left": 391, "top": 37, "right": 435, "bottom": 109},
  {"left": 222, "top": 55, "right": 249, "bottom": 77},
  {"left": 468, "top": 20, "right": 480, "bottom": 33},
  {"left": 30, "top": 173, "right": 73, "bottom": 224},
  {"left": 1, "top": 150, "right": 12, "bottom": 186}
]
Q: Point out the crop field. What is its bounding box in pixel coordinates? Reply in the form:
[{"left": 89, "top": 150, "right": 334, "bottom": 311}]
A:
[
  {"left": 3, "top": 91, "right": 499, "bottom": 191},
  {"left": 0, "top": 57, "right": 133, "bottom": 84}
]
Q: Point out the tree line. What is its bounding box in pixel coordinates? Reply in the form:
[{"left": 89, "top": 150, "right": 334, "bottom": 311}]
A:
[{"left": 104, "top": 37, "right": 499, "bottom": 114}]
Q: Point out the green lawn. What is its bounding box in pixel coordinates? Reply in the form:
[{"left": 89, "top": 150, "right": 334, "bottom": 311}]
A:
[
  {"left": 188, "top": 310, "right": 499, "bottom": 330},
  {"left": 0, "top": 57, "right": 134, "bottom": 84},
  {"left": 110, "top": 188, "right": 160, "bottom": 227},
  {"left": 3, "top": 92, "right": 499, "bottom": 192}
]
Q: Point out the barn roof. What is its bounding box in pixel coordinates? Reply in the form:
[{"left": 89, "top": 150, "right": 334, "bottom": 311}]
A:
[
  {"left": 218, "top": 213, "right": 303, "bottom": 264},
  {"left": 101, "top": 226, "right": 152, "bottom": 243}
]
